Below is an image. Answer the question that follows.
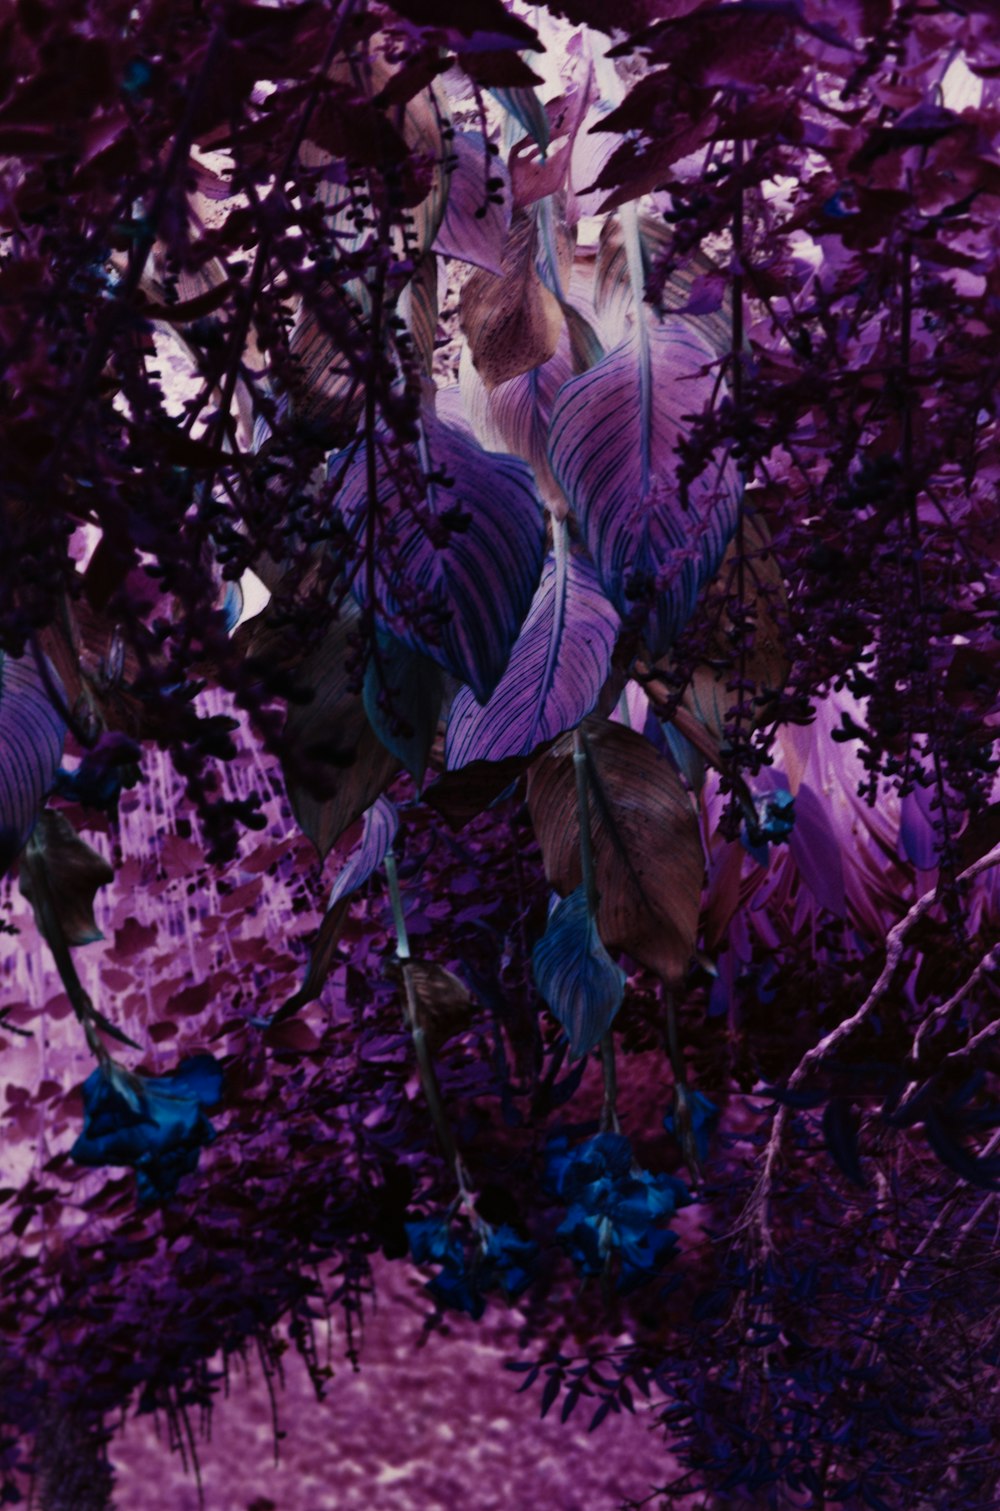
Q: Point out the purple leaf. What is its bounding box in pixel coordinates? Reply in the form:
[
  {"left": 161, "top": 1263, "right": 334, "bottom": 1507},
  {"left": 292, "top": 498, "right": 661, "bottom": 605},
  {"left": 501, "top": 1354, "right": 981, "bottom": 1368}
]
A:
[
  {"left": 337, "top": 412, "right": 545, "bottom": 702},
  {"left": 327, "top": 797, "right": 399, "bottom": 909},
  {"left": 899, "top": 783, "right": 939, "bottom": 871},
  {"left": 435, "top": 132, "right": 511, "bottom": 275},
  {"left": 533, "top": 886, "right": 627, "bottom": 1059},
  {"left": 548, "top": 320, "right": 740, "bottom": 657},
  {"left": 445, "top": 543, "right": 619, "bottom": 768},
  {"left": 0, "top": 652, "right": 67, "bottom": 874}
]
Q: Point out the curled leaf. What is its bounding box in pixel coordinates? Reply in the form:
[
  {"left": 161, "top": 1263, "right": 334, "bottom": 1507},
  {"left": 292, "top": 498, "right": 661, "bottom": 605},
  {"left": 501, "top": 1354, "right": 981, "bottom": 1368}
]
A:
[
  {"left": 459, "top": 210, "right": 563, "bottom": 390},
  {"left": 533, "top": 886, "right": 626, "bottom": 1059},
  {"left": 528, "top": 720, "right": 704, "bottom": 987},
  {"left": 19, "top": 810, "right": 114, "bottom": 946}
]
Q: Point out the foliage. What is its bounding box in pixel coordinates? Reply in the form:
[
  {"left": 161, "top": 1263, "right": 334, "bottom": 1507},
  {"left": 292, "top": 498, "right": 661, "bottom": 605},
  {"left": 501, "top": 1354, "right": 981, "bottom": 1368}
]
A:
[{"left": 1, "top": 0, "right": 999, "bottom": 1508}]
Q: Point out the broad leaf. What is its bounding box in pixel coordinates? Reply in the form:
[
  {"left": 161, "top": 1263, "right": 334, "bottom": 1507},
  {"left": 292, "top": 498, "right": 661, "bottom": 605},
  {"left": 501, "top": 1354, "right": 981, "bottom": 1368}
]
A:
[
  {"left": 527, "top": 720, "right": 704, "bottom": 987},
  {"left": 435, "top": 132, "right": 511, "bottom": 275},
  {"left": 459, "top": 210, "right": 563, "bottom": 390},
  {"left": 336, "top": 411, "right": 545, "bottom": 702},
  {"left": 363, "top": 631, "right": 444, "bottom": 786},
  {"left": 533, "top": 886, "right": 626, "bottom": 1059},
  {"left": 445, "top": 544, "right": 619, "bottom": 768},
  {"left": 0, "top": 652, "right": 67, "bottom": 873},
  {"left": 19, "top": 810, "right": 114, "bottom": 946},
  {"left": 548, "top": 318, "right": 741, "bottom": 658},
  {"left": 595, "top": 215, "right": 733, "bottom": 361}
]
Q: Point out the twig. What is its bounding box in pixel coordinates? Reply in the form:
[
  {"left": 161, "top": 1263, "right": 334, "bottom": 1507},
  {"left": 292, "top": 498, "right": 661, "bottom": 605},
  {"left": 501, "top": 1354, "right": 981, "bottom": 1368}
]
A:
[{"left": 749, "top": 841, "right": 1000, "bottom": 1249}]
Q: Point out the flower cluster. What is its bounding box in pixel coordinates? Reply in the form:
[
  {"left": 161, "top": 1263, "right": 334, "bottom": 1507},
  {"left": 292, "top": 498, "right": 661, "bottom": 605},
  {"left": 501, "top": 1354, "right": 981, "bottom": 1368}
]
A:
[
  {"left": 545, "top": 1134, "right": 690, "bottom": 1294},
  {"left": 405, "top": 1217, "right": 538, "bottom": 1320},
  {"left": 71, "top": 1056, "right": 224, "bottom": 1204}
]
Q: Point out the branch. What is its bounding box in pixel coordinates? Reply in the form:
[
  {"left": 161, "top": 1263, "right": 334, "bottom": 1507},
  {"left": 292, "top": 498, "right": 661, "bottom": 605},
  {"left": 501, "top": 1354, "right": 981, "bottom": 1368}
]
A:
[{"left": 747, "top": 840, "right": 1000, "bottom": 1251}]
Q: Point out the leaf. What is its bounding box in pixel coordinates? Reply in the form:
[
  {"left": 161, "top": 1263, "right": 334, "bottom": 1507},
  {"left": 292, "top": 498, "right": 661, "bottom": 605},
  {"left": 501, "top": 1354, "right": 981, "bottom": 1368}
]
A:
[
  {"left": 595, "top": 215, "right": 733, "bottom": 362},
  {"left": 782, "top": 778, "right": 847, "bottom": 918},
  {"left": 363, "top": 631, "right": 444, "bottom": 786},
  {"left": 527, "top": 720, "right": 704, "bottom": 987},
  {"left": 18, "top": 810, "right": 114, "bottom": 946},
  {"left": 533, "top": 887, "right": 626, "bottom": 1058},
  {"left": 328, "top": 797, "right": 399, "bottom": 908},
  {"left": 385, "top": 959, "right": 474, "bottom": 1051},
  {"left": 490, "top": 86, "right": 551, "bottom": 152},
  {"left": 337, "top": 410, "right": 545, "bottom": 702},
  {"left": 271, "top": 896, "right": 351, "bottom": 1025},
  {"left": 445, "top": 542, "right": 619, "bottom": 768},
  {"left": 459, "top": 327, "right": 577, "bottom": 516},
  {"left": 0, "top": 652, "right": 67, "bottom": 874},
  {"left": 459, "top": 210, "right": 563, "bottom": 390},
  {"left": 549, "top": 319, "right": 739, "bottom": 659},
  {"left": 435, "top": 132, "right": 511, "bottom": 275},
  {"left": 398, "top": 253, "right": 440, "bottom": 377},
  {"left": 423, "top": 754, "right": 528, "bottom": 828},
  {"left": 237, "top": 600, "right": 397, "bottom": 858},
  {"left": 664, "top": 507, "right": 788, "bottom": 745}
]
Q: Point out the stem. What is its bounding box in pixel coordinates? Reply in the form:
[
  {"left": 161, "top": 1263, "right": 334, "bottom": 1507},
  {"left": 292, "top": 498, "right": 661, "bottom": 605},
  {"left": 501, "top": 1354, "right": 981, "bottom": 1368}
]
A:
[
  {"left": 600, "top": 1036, "right": 620, "bottom": 1134},
  {"left": 383, "top": 849, "right": 410, "bottom": 961},
  {"left": 665, "top": 986, "right": 701, "bottom": 1182},
  {"left": 573, "top": 728, "right": 620, "bottom": 1130},
  {"left": 384, "top": 849, "right": 466, "bottom": 1186}
]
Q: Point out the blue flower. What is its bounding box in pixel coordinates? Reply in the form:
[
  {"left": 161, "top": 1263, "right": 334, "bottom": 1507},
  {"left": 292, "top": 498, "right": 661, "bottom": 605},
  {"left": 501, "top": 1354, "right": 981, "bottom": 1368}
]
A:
[
  {"left": 405, "top": 1217, "right": 538, "bottom": 1318},
  {"left": 71, "top": 1055, "right": 223, "bottom": 1203},
  {"left": 742, "top": 786, "right": 795, "bottom": 867},
  {"left": 545, "top": 1134, "right": 689, "bottom": 1292}
]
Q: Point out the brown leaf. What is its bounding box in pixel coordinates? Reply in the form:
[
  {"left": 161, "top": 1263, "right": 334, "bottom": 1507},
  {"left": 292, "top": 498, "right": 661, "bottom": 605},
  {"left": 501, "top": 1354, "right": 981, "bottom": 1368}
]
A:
[
  {"left": 385, "top": 959, "right": 474, "bottom": 1051},
  {"left": 237, "top": 600, "right": 397, "bottom": 858},
  {"left": 527, "top": 719, "right": 704, "bottom": 987},
  {"left": 19, "top": 810, "right": 114, "bottom": 946},
  {"left": 459, "top": 210, "right": 563, "bottom": 389}
]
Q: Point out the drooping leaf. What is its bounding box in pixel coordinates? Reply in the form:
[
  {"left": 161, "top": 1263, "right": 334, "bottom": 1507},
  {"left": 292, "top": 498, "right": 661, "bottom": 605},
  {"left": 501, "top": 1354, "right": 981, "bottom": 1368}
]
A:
[
  {"left": 459, "top": 209, "right": 563, "bottom": 390},
  {"left": 533, "top": 886, "right": 626, "bottom": 1058},
  {"left": 237, "top": 600, "right": 397, "bottom": 858},
  {"left": 445, "top": 543, "right": 619, "bottom": 768},
  {"left": 423, "top": 753, "right": 528, "bottom": 828},
  {"left": 527, "top": 719, "right": 704, "bottom": 987},
  {"left": 548, "top": 318, "right": 741, "bottom": 658},
  {"left": 337, "top": 410, "right": 545, "bottom": 702},
  {"left": 363, "top": 631, "right": 444, "bottom": 785},
  {"left": 271, "top": 896, "right": 351, "bottom": 1025},
  {"left": 18, "top": 810, "right": 114, "bottom": 946},
  {"left": 435, "top": 132, "right": 511, "bottom": 275},
  {"left": 328, "top": 796, "right": 399, "bottom": 909},
  {"left": 384, "top": 958, "right": 475, "bottom": 1051},
  {"left": 0, "top": 651, "right": 67, "bottom": 874}
]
